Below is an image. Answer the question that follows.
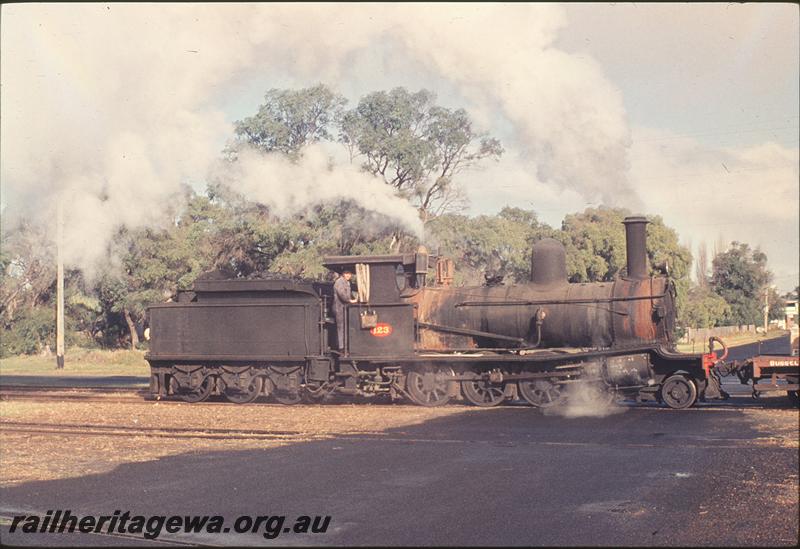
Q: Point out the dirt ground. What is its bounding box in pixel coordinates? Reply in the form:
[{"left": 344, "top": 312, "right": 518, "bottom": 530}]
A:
[
  {"left": 1, "top": 398, "right": 798, "bottom": 490},
  {"left": 0, "top": 399, "right": 469, "bottom": 487},
  {"left": 1, "top": 398, "right": 797, "bottom": 546}
]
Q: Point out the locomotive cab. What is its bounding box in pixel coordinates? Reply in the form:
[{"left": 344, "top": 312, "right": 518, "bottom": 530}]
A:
[{"left": 322, "top": 249, "right": 439, "bottom": 358}]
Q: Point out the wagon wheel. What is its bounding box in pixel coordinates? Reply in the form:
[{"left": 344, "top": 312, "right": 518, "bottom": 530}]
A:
[
  {"left": 786, "top": 390, "right": 799, "bottom": 406},
  {"left": 518, "top": 378, "right": 566, "bottom": 408},
  {"left": 406, "top": 366, "right": 454, "bottom": 407},
  {"left": 178, "top": 375, "right": 215, "bottom": 403},
  {"left": 660, "top": 374, "right": 697, "bottom": 409},
  {"left": 461, "top": 374, "right": 505, "bottom": 407},
  {"left": 224, "top": 376, "right": 264, "bottom": 404}
]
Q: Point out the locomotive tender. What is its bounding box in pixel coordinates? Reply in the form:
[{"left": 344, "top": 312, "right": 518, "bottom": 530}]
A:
[{"left": 145, "top": 216, "right": 727, "bottom": 409}]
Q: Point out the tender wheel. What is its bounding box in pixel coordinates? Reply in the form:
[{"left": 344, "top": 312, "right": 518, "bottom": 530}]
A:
[
  {"left": 274, "top": 391, "right": 302, "bottom": 405},
  {"left": 518, "top": 378, "right": 566, "bottom": 408},
  {"left": 462, "top": 375, "right": 505, "bottom": 407},
  {"left": 178, "top": 375, "right": 215, "bottom": 403},
  {"left": 406, "top": 366, "right": 453, "bottom": 407},
  {"left": 660, "top": 375, "right": 698, "bottom": 409},
  {"left": 224, "top": 376, "right": 264, "bottom": 404}
]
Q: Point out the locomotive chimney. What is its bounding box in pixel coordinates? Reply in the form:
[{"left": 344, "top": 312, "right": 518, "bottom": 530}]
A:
[
  {"left": 623, "top": 215, "right": 649, "bottom": 280},
  {"left": 531, "top": 238, "right": 567, "bottom": 286}
]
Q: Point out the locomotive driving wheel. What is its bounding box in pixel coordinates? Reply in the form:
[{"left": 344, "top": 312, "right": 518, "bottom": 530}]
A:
[
  {"left": 461, "top": 371, "right": 505, "bottom": 407},
  {"left": 660, "top": 374, "right": 697, "bottom": 409},
  {"left": 518, "top": 377, "right": 566, "bottom": 408},
  {"left": 406, "top": 366, "right": 454, "bottom": 407},
  {"left": 302, "top": 383, "right": 331, "bottom": 404},
  {"left": 223, "top": 376, "right": 264, "bottom": 404}
]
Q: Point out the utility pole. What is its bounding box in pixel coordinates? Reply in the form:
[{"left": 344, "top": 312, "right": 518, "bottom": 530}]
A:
[
  {"left": 56, "top": 200, "right": 65, "bottom": 369},
  {"left": 763, "top": 287, "right": 769, "bottom": 335}
]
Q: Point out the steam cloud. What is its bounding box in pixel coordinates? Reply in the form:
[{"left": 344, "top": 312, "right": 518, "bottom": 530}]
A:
[
  {"left": 2, "top": 4, "right": 635, "bottom": 275},
  {"left": 542, "top": 383, "right": 626, "bottom": 419},
  {"left": 215, "top": 146, "right": 424, "bottom": 237}
]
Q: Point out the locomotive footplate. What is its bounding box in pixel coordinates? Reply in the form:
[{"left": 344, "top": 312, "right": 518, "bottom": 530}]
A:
[{"left": 445, "top": 370, "right": 581, "bottom": 382}]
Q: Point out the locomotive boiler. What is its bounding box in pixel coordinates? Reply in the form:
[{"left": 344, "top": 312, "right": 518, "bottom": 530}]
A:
[
  {"left": 145, "top": 216, "right": 726, "bottom": 409},
  {"left": 413, "top": 217, "right": 674, "bottom": 350}
]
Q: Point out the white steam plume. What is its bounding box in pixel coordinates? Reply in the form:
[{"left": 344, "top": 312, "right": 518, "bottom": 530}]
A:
[
  {"left": 385, "top": 4, "right": 636, "bottom": 208},
  {"left": 2, "top": 4, "right": 635, "bottom": 276},
  {"left": 542, "top": 383, "right": 626, "bottom": 419},
  {"left": 215, "top": 146, "right": 423, "bottom": 237}
]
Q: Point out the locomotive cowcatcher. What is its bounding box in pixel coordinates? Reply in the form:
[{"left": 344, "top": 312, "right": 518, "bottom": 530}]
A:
[{"left": 145, "top": 216, "right": 728, "bottom": 409}]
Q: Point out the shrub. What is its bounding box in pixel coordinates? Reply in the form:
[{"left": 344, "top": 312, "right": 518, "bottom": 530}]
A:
[{"left": 1, "top": 307, "right": 55, "bottom": 357}]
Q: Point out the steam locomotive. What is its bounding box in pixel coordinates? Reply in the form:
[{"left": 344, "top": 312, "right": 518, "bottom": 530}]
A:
[{"left": 145, "top": 216, "right": 728, "bottom": 409}]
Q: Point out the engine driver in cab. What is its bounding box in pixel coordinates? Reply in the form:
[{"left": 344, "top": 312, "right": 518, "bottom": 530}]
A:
[{"left": 333, "top": 268, "right": 357, "bottom": 356}]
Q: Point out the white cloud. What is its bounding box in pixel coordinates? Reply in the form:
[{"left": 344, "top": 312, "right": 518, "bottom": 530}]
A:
[{"left": 631, "top": 127, "right": 799, "bottom": 291}]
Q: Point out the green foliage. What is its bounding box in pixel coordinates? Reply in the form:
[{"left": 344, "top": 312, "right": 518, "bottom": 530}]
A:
[
  {"left": 64, "top": 273, "right": 103, "bottom": 345},
  {"left": 232, "top": 84, "right": 346, "bottom": 157},
  {"left": 340, "top": 87, "right": 503, "bottom": 218},
  {"left": 0, "top": 305, "right": 89, "bottom": 357},
  {"left": 560, "top": 208, "right": 627, "bottom": 282},
  {"left": 425, "top": 208, "right": 553, "bottom": 285},
  {"left": 645, "top": 215, "right": 691, "bottom": 281},
  {"left": 767, "top": 286, "right": 785, "bottom": 321},
  {"left": 711, "top": 242, "right": 773, "bottom": 326},
  {"left": 1, "top": 220, "right": 55, "bottom": 324},
  {"left": 678, "top": 284, "right": 731, "bottom": 329},
  {"left": 0, "top": 307, "right": 54, "bottom": 356},
  {"left": 559, "top": 207, "right": 691, "bottom": 283},
  {"left": 2, "top": 191, "right": 782, "bottom": 354}
]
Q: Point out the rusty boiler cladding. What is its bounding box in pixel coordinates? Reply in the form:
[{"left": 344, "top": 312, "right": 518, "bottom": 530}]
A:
[{"left": 414, "top": 216, "right": 676, "bottom": 349}]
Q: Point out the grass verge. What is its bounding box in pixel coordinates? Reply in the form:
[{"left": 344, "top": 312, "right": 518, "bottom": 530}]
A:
[
  {"left": 0, "top": 347, "right": 149, "bottom": 377},
  {"left": 676, "top": 329, "right": 790, "bottom": 354}
]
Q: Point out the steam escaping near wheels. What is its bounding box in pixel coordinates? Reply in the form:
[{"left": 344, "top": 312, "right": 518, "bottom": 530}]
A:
[{"left": 539, "top": 381, "right": 625, "bottom": 418}]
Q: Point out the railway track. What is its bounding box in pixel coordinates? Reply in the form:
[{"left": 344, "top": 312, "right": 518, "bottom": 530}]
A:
[
  {"left": 0, "top": 385, "right": 395, "bottom": 406},
  {"left": 0, "top": 420, "right": 312, "bottom": 441},
  {"left": 0, "top": 384, "right": 147, "bottom": 403}
]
